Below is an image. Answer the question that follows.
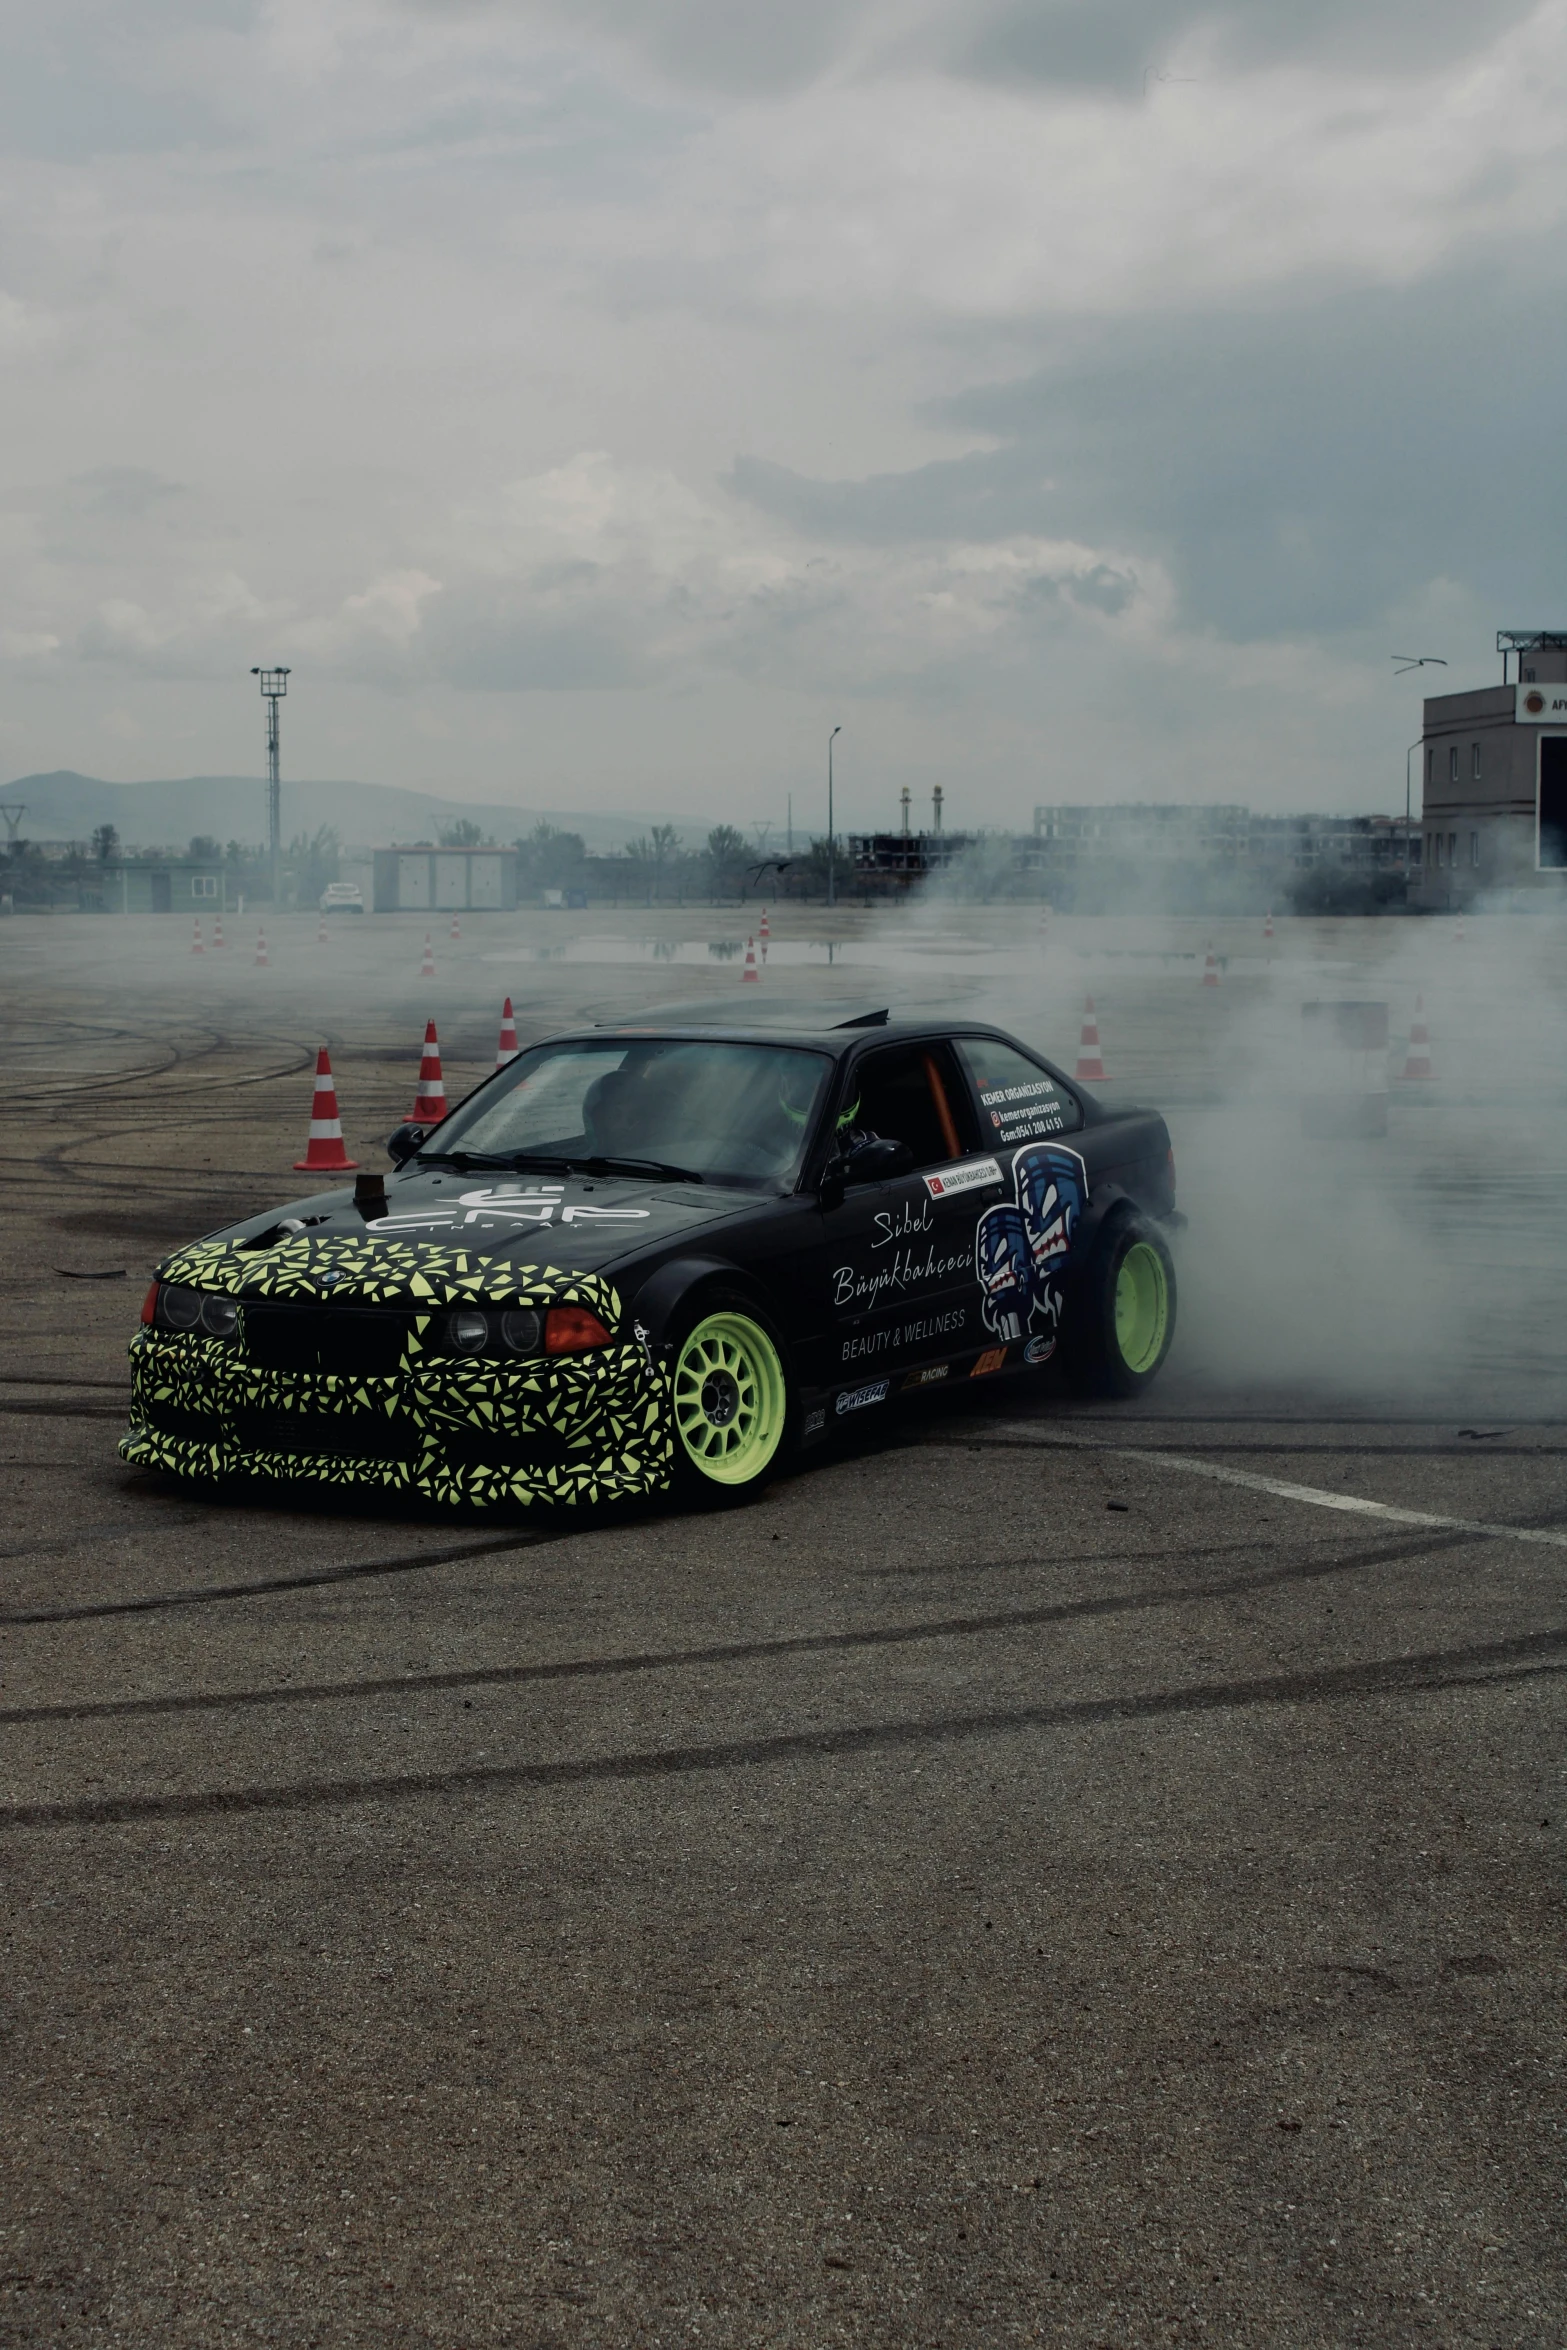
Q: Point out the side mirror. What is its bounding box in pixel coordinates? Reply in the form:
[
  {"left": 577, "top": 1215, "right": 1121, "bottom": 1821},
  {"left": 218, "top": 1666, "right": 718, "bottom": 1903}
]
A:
[
  {"left": 843, "top": 1136, "right": 913, "bottom": 1183},
  {"left": 818, "top": 1134, "right": 914, "bottom": 1208},
  {"left": 386, "top": 1122, "right": 425, "bottom": 1167}
]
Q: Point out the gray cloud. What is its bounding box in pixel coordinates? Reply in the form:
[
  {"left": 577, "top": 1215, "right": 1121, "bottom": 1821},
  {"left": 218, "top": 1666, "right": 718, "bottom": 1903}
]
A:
[
  {"left": 445, "top": 0, "right": 1538, "bottom": 99},
  {"left": 732, "top": 266, "right": 1567, "bottom": 640},
  {"left": 1, "top": 0, "right": 1562, "bottom": 817},
  {"left": 951, "top": 0, "right": 1537, "bottom": 91}
]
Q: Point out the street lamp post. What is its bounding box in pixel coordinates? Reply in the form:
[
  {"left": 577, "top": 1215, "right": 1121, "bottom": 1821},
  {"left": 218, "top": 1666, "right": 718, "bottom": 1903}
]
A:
[
  {"left": 826, "top": 725, "right": 841, "bottom": 908},
  {"left": 251, "top": 666, "right": 291, "bottom": 907},
  {"left": 1405, "top": 739, "right": 1422, "bottom": 873},
  {"left": 1392, "top": 656, "right": 1443, "bottom": 890}
]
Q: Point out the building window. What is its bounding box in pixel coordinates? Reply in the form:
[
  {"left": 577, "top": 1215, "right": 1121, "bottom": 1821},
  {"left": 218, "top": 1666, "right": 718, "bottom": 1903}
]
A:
[
  {"left": 1449, "top": 746, "right": 1459, "bottom": 784},
  {"left": 1472, "top": 743, "right": 1481, "bottom": 780},
  {"left": 1448, "top": 832, "right": 1457, "bottom": 866},
  {"left": 1470, "top": 833, "right": 1479, "bottom": 866},
  {"left": 191, "top": 875, "right": 217, "bottom": 899},
  {"left": 1540, "top": 736, "right": 1567, "bottom": 869}
]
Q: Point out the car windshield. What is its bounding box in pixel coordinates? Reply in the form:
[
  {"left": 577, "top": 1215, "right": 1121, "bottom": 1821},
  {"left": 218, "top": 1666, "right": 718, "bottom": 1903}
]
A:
[{"left": 426, "top": 1038, "right": 834, "bottom": 1189}]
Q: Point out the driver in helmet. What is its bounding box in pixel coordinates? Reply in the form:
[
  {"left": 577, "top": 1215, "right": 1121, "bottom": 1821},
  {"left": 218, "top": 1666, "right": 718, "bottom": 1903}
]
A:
[{"left": 832, "top": 1090, "right": 879, "bottom": 1154}]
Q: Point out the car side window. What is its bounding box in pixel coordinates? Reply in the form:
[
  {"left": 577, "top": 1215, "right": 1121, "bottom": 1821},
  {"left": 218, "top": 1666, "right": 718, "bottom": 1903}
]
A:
[
  {"left": 842, "top": 1043, "right": 978, "bottom": 1171},
  {"left": 957, "top": 1037, "right": 1082, "bottom": 1143}
]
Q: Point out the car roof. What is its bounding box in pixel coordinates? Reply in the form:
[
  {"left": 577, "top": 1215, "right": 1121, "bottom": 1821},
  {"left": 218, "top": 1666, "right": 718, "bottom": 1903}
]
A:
[{"left": 563, "top": 1003, "right": 1026, "bottom": 1058}]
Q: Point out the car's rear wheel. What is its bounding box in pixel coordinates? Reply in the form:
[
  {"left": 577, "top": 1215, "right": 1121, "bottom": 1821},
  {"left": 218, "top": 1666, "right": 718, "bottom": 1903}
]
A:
[
  {"left": 1066, "top": 1215, "right": 1176, "bottom": 1398},
  {"left": 669, "top": 1301, "right": 790, "bottom": 1502}
]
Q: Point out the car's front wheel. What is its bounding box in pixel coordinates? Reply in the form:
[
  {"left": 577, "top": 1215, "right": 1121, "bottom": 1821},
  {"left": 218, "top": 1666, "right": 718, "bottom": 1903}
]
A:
[
  {"left": 1066, "top": 1214, "right": 1176, "bottom": 1398},
  {"left": 669, "top": 1299, "right": 791, "bottom": 1503}
]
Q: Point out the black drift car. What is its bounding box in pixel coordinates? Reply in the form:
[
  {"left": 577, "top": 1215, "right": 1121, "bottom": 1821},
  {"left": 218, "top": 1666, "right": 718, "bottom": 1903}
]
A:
[{"left": 123, "top": 1009, "right": 1179, "bottom": 1508}]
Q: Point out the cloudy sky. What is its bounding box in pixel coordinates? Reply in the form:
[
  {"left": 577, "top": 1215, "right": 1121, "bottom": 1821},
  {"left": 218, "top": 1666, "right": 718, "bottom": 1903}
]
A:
[{"left": 1, "top": 0, "right": 1563, "bottom": 832}]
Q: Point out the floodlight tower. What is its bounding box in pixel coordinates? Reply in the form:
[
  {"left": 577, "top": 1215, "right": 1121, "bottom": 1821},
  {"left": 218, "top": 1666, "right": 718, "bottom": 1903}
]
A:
[
  {"left": 826, "top": 725, "right": 841, "bottom": 908},
  {"left": 250, "top": 666, "right": 290, "bottom": 903}
]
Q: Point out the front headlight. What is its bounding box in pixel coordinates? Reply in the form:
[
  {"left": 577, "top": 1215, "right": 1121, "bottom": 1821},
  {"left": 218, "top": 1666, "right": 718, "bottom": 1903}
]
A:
[
  {"left": 500, "top": 1308, "right": 542, "bottom": 1355},
  {"left": 446, "top": 1309, "right": 490, "bottom": 1355},
  {"left": 156, "top": 1284, "right": 239, "bottom": 1340}
]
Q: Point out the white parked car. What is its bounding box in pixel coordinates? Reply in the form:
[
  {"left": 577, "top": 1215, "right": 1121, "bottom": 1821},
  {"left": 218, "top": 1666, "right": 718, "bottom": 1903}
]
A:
[{"left": 319, "top": 882, "right": 365, "bottom": 916}]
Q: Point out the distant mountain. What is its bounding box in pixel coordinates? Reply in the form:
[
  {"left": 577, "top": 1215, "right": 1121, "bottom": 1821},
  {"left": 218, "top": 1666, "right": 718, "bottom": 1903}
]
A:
[{"left": 1, "top": 771, "right": 723, "bottom": 854}]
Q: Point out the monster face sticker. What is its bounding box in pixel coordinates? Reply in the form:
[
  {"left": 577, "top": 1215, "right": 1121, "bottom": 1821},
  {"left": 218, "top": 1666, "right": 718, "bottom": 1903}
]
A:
[
  {"left": 975, "top": 1143, "right": 1087, "bottom": 1356},
  {"left": 976, "top": 1202, "right": 1031, "bottom": 1342}
]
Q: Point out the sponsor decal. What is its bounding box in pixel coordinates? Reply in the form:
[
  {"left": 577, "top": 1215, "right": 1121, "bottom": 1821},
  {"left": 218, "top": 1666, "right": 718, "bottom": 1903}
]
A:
[
  {"left": 972, "top": 1346, "right": 1009, "bottom": 1377},
  {"left": 832, "top": 1242, "right": 972, "bottom": 1313},
  {"left": 840, "top": 1306, "right": 966, "bottom": 1365},
  {"left": 976, "top": 1143, "right": 1088, "bottom": 1349},
  {"left": 1023, "top": 1333, "right": 1055, "bottom": 1366},
  {"left": 903, "top": 1363, "right": 950, "bottom": 1390},
  {"left": 978, "top": 1078, "right": 1069, "bottom": 1145},
  {"left": 803, "top": 1407, "right": 826, "bottom": 1436},
  {"left": 371, "top": 1183, "right": 652, "bottom": 1237},
  {"left": 923, "top": 1156, "right": 1002, "bottom": 1200},
  {"left": 872, "top": 1196, "right": 933, "bottom": 1247},
  {"left": 835, "top": 1378, "right": 891, "bottom": 1416}
]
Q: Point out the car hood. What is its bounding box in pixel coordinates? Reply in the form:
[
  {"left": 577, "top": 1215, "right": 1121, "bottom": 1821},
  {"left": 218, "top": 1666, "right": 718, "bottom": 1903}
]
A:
[{"left": 159, "top": 1165, "right": 761, "bottom": 1305}]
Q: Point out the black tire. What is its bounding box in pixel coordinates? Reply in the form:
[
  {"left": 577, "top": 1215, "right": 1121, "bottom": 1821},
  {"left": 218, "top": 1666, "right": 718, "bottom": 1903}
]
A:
[
  {"left": 1065, "top": 1214, "right": 1177, "bottom": 1399},
  {"left": 665, "top": 1288, "right": 795, "bottom": 1507}
]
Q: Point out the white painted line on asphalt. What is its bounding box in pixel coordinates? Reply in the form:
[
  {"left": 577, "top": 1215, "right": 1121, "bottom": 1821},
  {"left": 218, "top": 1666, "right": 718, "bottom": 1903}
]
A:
[{"left": 1123, "top": 1450, "right": 1567, "bottom": 1551}]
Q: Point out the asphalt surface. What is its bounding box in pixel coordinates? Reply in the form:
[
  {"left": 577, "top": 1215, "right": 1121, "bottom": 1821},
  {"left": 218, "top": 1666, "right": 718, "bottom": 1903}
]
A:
[{"left": 3, "top": 911, "right": 1565, "bottom": 2348}]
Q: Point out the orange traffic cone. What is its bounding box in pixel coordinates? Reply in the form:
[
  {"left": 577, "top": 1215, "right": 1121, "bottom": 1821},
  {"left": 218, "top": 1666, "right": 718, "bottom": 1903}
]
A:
[
  {"left": 255, "top": 927, "right": 269, "bottom": 968},
  {"left": 420, "top": 932, "right": 436, "bottom": 979},
  {"left": 1201, "top": 941, "right": 1219, "bottom": 987},
  {"left": 449, "top": 913, "right": 462, "bottom": 941},
  {"left": 1073, "top": 996, "right": 1107, "bottom": 1083},
  {"left": 759, "top": 906, "right": 770, "bottom": 962},
  {"left": 496, "top": 998, "right": 519, "bottom": 1067},
  {"left": 1264, "top": 909, "right": 1274, "bottom": 941},
  {"left": 293, "top": 1047, "right": 359, "bottom": 1172},
  {"left": 741, "top": 937, "right": 760, "bottom": 983},
  {"left": 317, "top": 915, "right": 328, "bottom": 945},
  {"left": 1399, "top": 995, "right": 1434, "bottom": 1082},
  {"left": 213, "top": 917, "right": 224, "bottom": 949},
  {"left": 191, "top": 919, "right": 204, "bottom": 954},
  {"left": 410, "top": 1020, "right": 447, "bottom": 1123}
]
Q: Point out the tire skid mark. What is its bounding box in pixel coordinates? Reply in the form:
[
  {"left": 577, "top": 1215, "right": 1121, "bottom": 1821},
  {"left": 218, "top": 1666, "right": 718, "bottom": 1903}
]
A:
[
  {"left": 0, "top": 1403, "right": 132, "bottom": 1421},
  {"left": 6, "top": 1632, "right": 1565, "bottom": 1832},
  {"left": 949, "top": 1438, "right": 1567, "bottom": 1459},
  {"left": 0, "top": 1518, "right": 1515, "bottom": 1722},
  {"left": 0, "top": 1529, "right": 558, "bottom": 1626}
]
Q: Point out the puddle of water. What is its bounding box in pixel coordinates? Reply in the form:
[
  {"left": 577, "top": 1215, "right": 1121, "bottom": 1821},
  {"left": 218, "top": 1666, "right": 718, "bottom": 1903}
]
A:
[
  {"left": 481, "top": 933, "right": 1195, "bottom": 974},
  {"left": 483, "top": 935, "right": 993, "bottom": 970},
  {"left": 479, "top": 934, "right": 1391, "bottom": 982}
]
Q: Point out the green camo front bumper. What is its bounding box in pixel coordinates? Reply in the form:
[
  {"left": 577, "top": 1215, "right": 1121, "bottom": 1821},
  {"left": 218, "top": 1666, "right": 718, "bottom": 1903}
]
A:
[{"left": 119, "top": 1233, "right": 674, "bottom": 1509}]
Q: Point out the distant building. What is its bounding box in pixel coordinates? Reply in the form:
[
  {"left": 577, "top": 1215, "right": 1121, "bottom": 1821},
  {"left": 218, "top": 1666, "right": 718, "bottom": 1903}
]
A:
[
  {"left": 370, "top": 844, "right": 518, "bottom": 913},
  {"left": 849, "top": 831, "right": 974, "bottom": 890},
  {"left": 1031, "top": 803, "right": 1251, "bottom": 866},
  {"left": 83, "top": 856, "right": 227, "bottom": 914},
  {"left": 1417, "top": 630, "right": 1567, "bottom": 906},
  {"left": 843, "top": 800, "right": 1423, "bottom": 906}
]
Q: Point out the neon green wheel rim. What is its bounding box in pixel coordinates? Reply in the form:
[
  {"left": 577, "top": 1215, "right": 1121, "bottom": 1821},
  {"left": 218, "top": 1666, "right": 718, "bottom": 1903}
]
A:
[
  {"left": 672, "top": 1311, "right": 787, "bottom": 1487},
  {"left": 1114, "top": 1241, "right": 1169, "bottom": 1375}
]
